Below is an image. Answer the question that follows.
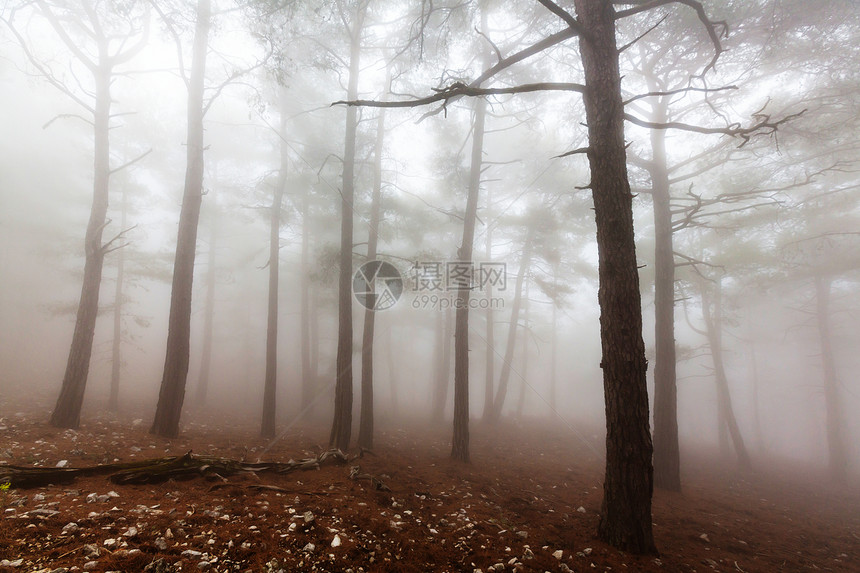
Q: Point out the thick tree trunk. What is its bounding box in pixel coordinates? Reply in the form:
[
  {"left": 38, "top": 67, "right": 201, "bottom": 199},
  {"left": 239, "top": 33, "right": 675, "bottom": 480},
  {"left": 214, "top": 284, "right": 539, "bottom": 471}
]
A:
[
  {"left": 261, "top": 157, "right": 286, "bottom": 438},
  {"left": 50, "top": 62, "right": 112, "bottom": 429},
  {"left": 330, "top": 4, "right": 365, "bottom": 450},
  {"left": 573, "top": 0, "right": 656, "bottom": 554},
  {"left": 701, "top": 278, "right": 752, "bottom": 471},
  {"left": 814, "top": 274, "right": 847, "bottom": 483},
  {"left": 108, "top": 184, "right": 128, "bottom": 412},
  {"left": 451, "top": 94, "right": 486, "bottom": 463},
  {"left": 358, "top": 104, "right": 386, "bottom": 450},
  {"left": 489, "top": 226, "right": 534, "bottom": 423},
  {"left": 194, "top": 216, "right": 216, "bottom": 406},
  {"left": 151, "top": 0, "right": 210, "bottom": 439},
  {"left": 648, "top": 96, "right": 681, "bottom": 492}
]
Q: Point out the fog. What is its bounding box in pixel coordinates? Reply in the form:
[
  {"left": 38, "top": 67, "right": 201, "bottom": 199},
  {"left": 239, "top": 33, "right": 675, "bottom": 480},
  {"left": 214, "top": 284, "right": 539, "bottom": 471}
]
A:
[{"left": 1, "top": 0, "right": 859, "bottom": 488}]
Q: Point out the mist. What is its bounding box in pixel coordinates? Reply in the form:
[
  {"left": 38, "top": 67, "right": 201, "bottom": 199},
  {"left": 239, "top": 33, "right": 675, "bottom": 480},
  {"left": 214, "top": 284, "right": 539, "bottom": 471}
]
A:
[{"left": 0, "top": 0, "right": 858, "bottom": 569}]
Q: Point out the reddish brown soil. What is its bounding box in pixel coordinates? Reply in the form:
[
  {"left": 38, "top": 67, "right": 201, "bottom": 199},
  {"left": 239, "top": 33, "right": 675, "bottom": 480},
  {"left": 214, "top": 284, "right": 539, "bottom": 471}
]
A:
[{"left": 1, "top": 405, "right": 858, "bottom": 573}]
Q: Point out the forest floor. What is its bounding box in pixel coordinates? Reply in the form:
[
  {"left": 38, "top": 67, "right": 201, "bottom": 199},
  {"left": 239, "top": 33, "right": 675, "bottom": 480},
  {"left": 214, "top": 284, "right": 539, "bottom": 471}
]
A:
[{"left": 0, "top": 402, "right": 858, "bottom": 573}]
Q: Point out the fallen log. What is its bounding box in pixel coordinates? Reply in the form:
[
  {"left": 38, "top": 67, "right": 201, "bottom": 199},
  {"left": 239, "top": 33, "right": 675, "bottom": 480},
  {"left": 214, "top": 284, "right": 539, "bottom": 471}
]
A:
[{"left": 0, "top": 449, "right": 354, "bottom": 489}]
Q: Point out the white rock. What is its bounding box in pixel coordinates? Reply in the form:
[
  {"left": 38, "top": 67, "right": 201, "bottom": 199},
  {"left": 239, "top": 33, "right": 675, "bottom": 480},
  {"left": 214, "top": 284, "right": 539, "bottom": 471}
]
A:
[
  {"left": 583, "top": 547, "right": 592, "bottom": 555},
  {"left": 0, "top": 559, "right": 23, "bottom": 568},
  {"left": 303, "top": 511, "right": 315, "bottom": 523},
  {"left": 56, "top": 460, "right": 69, "bottom": 468},
  {"left": 552, "top": 550, "right": 563, "bottom": 560},
  {"left": 83, "top": 562, "right": 98, "bottom": 571},
  {"left": 699, "top": 533, "right": 710, "bottom": 543},
  {"left": 331, "top": 534, "right": 342, "bottom": 548},
  {"left": 576, "top": 506, "right": 586, "bottom": 513},
  {"left": 302, "top": 542, "right": 316, "bottom": 553},
  {"left": 122, "top": 526, "right": 138, "bottom": 538},
  {"left": 103, "top": 538, "right": 117, "bottom": 548},
  {"left": 62, "top": 522, "right": 79, "bottom": 534}
]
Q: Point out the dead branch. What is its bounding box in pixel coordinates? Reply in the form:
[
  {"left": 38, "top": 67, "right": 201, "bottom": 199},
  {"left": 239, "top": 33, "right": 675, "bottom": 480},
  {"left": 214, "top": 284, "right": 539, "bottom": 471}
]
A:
[
  {"left": 536, "top": 0, "right": 582, "bottom": 33},
  {"left": 623, "top": 85, "right": 737, "bottom": 106},
  {"left": 624, "top": 108, "right": 806, "bottom": 147},
  {"left": 334, "top": 81, "right": 586, "bottom": 110},
  {"left": 110, "top": 148, "right": 153, "bottom": 175}
]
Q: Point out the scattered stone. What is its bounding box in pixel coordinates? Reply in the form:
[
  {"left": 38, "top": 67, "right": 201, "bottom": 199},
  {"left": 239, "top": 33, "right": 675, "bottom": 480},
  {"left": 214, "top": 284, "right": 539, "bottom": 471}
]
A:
[
  {"left": 302, "top": 542, "right": 316, "bottom": 553},
  {"left": 331, "top": 534, "right": 342, "bottom": 548},
  {"left": 559, "top": 564, "right": 573, "bottom": 573},
  {"left": 552, "top": 550, "right": 563, "bottom": 560},
  {"left": 55, "top": 460, "right": 69, "bottom": 468},
  {"left": 197, "top": 562, "right": 211, "bottom": 570},
  {"left": 516, "top": 530, "right": 528, "bottom": 539},
  {"left": 83, "top": 562, "right": 98, "bottom": 571},
  {"left": 61, "top": 522, "right": 79, "bottom": 535},
  {"left": 181, "top": 549, "right": 203, "bottom": 559},
  {"left": 143, "top": 558, "right": 173, "bottom": 573},
  {"left": 155, "top": 537, "right": 169, "bottom": 550},
  {"left": 107, "top": 491, "right": 120, "bottom": 498},
  {"left": 303, "top": 511, "right": 315, "bottom": 523},
  {"left": 582, "top": 547, "right": 592, "bottom": 555},
  {"left": 104, "top": 538, "right": 118, "bottom": 548},
  {"left": 523, "top": 548, "right": 534, "bottom": 560},
  {"left": 82, "top": 544, "right": 100, "bottom": 558},
  {"left": 49, "top": 567, "right": 69, "bottom": 573},
  {"left": 33, "top": 493, "right": 46, "bottom": 502},
  {"left": 700, "top": 533, "right": 711, "bottom": 543},
  {"left": 576, "top": 506, "right": 586, "bottom": 513},
  {"left": 123, "top": 526, "right": 138, "bottom": 538},
  {"left": 0, "top": 559, "right": 23, "bottom": 568}
]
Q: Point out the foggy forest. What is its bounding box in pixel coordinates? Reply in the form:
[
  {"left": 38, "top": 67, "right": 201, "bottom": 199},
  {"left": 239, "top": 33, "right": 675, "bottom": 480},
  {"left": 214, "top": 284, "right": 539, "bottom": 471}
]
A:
[{"left": 0, "top": 0, "right": 858, "bottom": 571}]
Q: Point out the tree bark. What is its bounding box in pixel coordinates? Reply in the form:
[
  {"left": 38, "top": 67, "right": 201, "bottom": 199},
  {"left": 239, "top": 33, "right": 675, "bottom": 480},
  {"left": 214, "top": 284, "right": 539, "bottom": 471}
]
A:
[
  {"left": 358, "top": 103, "right": 386, "bottom": 450},
  {"left": 194, "top": 214, "right": 216, "bottom": 406},
  {"left": 516, "top": 280, "right": 530, "bottom": 418},
  {"left": 489, "top": 225, "right": 534, "bottom": 423},
  {"left": 573, "top": 0, "right": 656, "bottom": 554},
  {"left": 451, "top": 94, "right": 486, "bottom": 463},
  {"left": 814, "top": 274, "right": 847, "bottom": 483},
  {"left": 151, "top": 0, "right": 210, "bottom": 439},
  {"left": 261, "top": 133, "right": 287, "bottom": 438},
  {"left": 50, "top": 59, "right": 112, "bottom": 429},
  {"left": 300, "top": 171, "right": 313, "bottom": 414},
  {"left": 108, "top": 184, "right": 128, "bottom": 412},
  {"left": 701, "top": 277, "right": 751, "bottom": 471},
  {"left": 482, "top": 188, "right": 496, "bottom": 422},
  {"left": 330, "top": 2, "right": 366, "bottom": 450},
  {"left": 648, "top": 95, "right": 681, "bottom": 492}
]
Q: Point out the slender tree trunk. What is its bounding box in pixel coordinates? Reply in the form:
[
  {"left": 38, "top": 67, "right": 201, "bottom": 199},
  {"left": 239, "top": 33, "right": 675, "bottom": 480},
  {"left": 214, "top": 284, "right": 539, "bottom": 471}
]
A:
[
  {"left": 300, "top": 177, "right": 313, "bottom": 413},
  {"left": 489, "top": 226, "right": 534, "bottom": 423},
  {"left": 748, "top": 336, "right": 764, "bottom": 454},
  {"left": 516, "top": 280, "right": 530, "bottom": 418},
  {"left": 261, "top": 135, "right": 287, "bottom": 438},
  {"left": 108, "top": 184, "right": 128, "bottom": 412},
  {"left": 702, "top": 278, "right": 751, "bottom": 471},
  {"left": 330, "top": 3, "right": 366, "bottom": 450},
  {"left": 573, "top": 0, "right": 656, "bottom": 553},
  {"left": 386, "top": 325, "right": 398, "bottom": 416},
  {"left": 482, "top": 188, "right": 495, "bottom": 422},
  {"left": 151, "top": 0, "right": 210, "bottom": 438},
  {"left": 648, "top": 95, "right": 681, "bottom": 492},
  {"left": 550, "top": 265, "right": 559, "bottom": 407},
  {"left": 194, "top": 215, "right": 216, "bottom": 405},
  {"left": 358, "top": 103, "right": 386, "bottom": 450},
  {"left": 451, "top": 94, "right": 486, "bottom": 462},
  {"left": 50, "top": 61, "right": 112, "bottom": 429},
  {"left": 814, "top": 274, "right": 847, "bottom": 483},
  {"left": 431, "top": 307, "right": 446, "bottom": 420}
]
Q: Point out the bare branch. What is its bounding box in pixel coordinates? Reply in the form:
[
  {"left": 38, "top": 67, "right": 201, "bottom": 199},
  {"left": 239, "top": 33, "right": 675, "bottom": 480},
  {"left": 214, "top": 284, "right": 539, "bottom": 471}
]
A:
[
  {"left": 536, "top": 0, "right": 582, "bottom": 32},
  {"left": 110, "top": 148, "right": 153, "bottom": 175},
  {"left": 623, "top": 85, "right": 737, "bottom": 106},
  {"left": 554, "top": 146, "right": 590, "bottom": 159},
  {"left": 334, "top": 82, "right": 586, "bottom": 110},
  {"left": 623, "top": 108, "right": 806, "bottom": 147},
  {"left": 618, "top": 13, "right": 668, "bottom": 53},
  {"left": 613, "top": 0, "right": 728, "bottom": 76},
  {"left": 42, "top": 114, "right": 94, "bottom": 129}
]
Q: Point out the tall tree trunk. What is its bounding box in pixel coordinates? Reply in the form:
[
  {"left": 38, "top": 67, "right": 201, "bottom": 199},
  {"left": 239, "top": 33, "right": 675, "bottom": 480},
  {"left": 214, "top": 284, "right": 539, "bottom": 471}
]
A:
[
  {"left": 300, "top": 176, "right": 313, "bottom": 413},
  {"left": 386, "top": 325, "right": 398, "bottom": 416},
  {"left": 358, "top": 103, "right": 386, "bottom": 450},
  {"left": 550, "top": 265, "right": 559, "bottom": 407},
  {"left": 748, "top": 336, "right": 764, "bottom": 454},
  {"left": 814, "top": 274, "right": 847, "bottom": 483},
  {"left": 50, "top": 61, "right": 112, "bottom": 429},
  {"left": 482, "top": 188, "right": 495, "bottom": 422},
  {"left": 648, "top": 95, "right": 681, "bottom": 492},
  {"left": 701, "top": 277, "right": 752, "bottom": 471},
  {"left": 451, "top": 94, "right": 486, "bottom": 462},
  {"left": 194, "top": 215, "right": 216, "bottom": 405},
  {"left": 330, "top": 3, "right": 366, "bottom": 450},
  {"left": 489, "top": 226, "right": 534, "bottom": 423},
  {"left": 431, "top": 305, "right": 446, "bottom": 421},
  {"left": 151, "top": 0, "right": 210, "bottom": 438},
  {"left": 261, "top": 132, "right": 287, "bottom": 438},
  {"left": 516, "top": 280, "right": 530, "bottom": 418},
  {"left": 108, "top": 183, "right": 128, "bottom": 412},
  {"left": 573, "top": 0, "right": 656, "bottom": 554}
]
